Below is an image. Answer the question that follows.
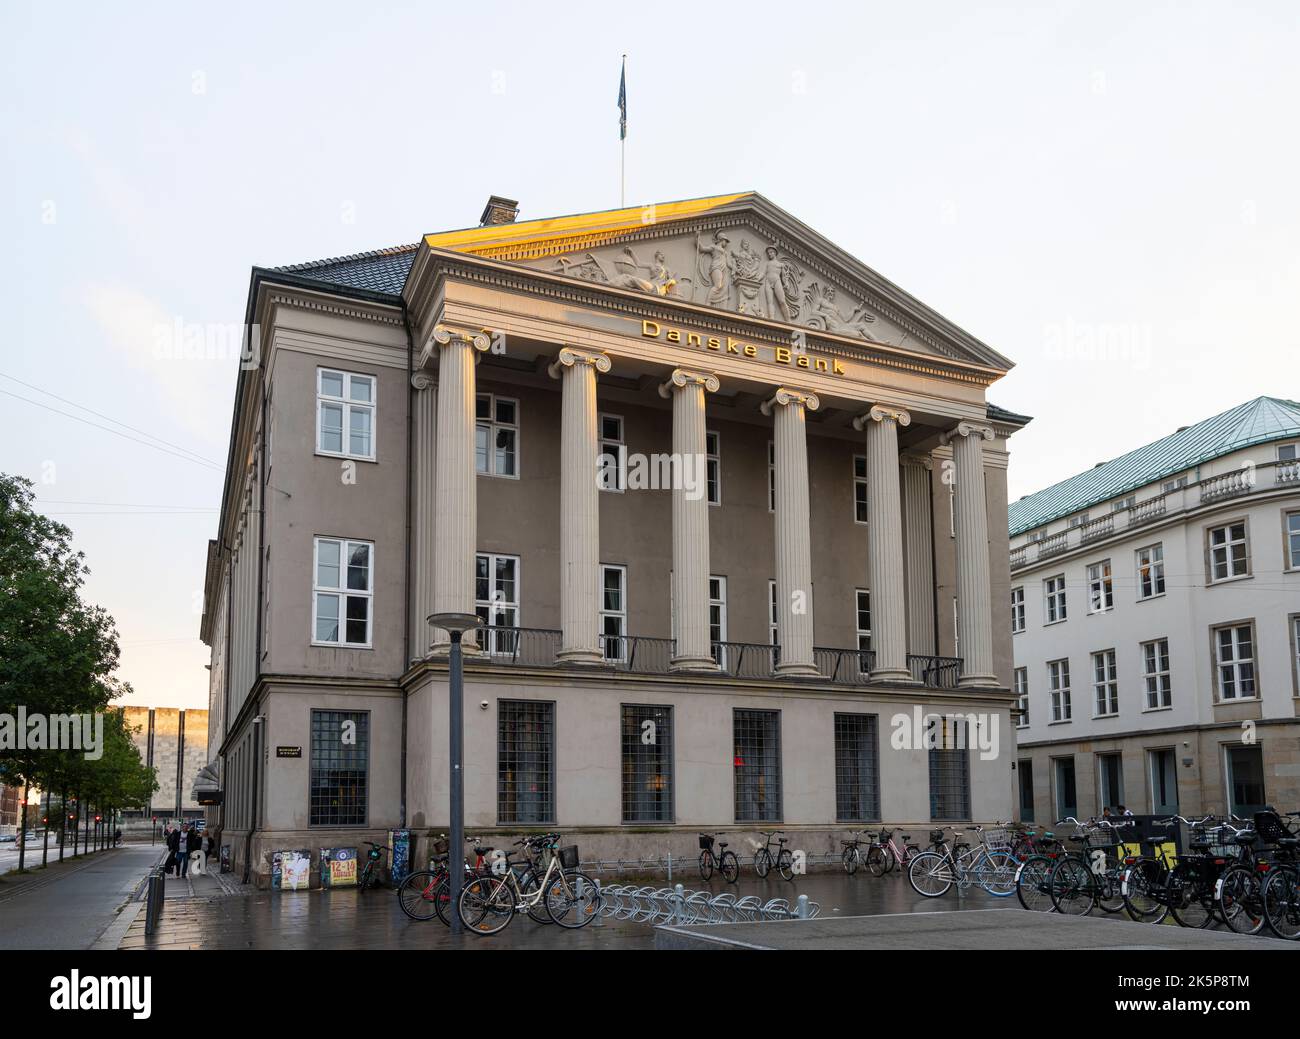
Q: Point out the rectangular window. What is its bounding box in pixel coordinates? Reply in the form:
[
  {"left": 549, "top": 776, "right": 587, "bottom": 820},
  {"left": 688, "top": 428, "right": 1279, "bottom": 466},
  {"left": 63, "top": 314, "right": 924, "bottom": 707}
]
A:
[
  {"left": 1092, "top": 649, "right": 1118, "bottom": 717},
  {"left": 1214, "top": 623, "right": 1257, "bottom": 700},
  {"left": 929, "top": 726, "right": 971, "bottom": 822},
  {"left": 1111, "top": 496, "right": 1135, "bottom": 512},
  {"left": 1097, "top": 752, "right": 1124, "bottom": 813},
  {"left": 599, "top": 564, "right": 627, "bottom": 662},
  {"left": 767, "top": 440, "right": 776, "bottom": 513},
  {"left": 708, "top": 575, "right": 728, "bottom": 667},
  {"left": 309, "top": 710, "right": 368, "bottom": 826},
  {"left": 1142, "top": 638, "right": 1172, "bottom": 709},
  {"left": 316, "top": 369, "right": 375, "bottom": 460},
  {"left": 312, "top": 537, "right": 372, "bottom": 647},
  {"left": 1136, "top": 543, "right": 1165, "bottom": 599},
  {"left": 853, "top": 455, "right": 868, "bottom": 524},
  {"left": 598, "top": 413, "right": 625, "bottom": 492},
  {"left": 1279, "top": 444, "right": 1298, "bottom": 462},
  {"left": 1044, "top": 575, "right": 1067, "bottom": 623},
  {"left": 1086, "top": 560, "right": 1113, "bottom": 613},
  {"left": 1150, "top": 748, "right": 1179, "bottom": 815},
  {"left": 497, "top": 700, "right": 554, "bottom": 824},
  {"left": 767, "top": 579, "right": 779, "bottom": 649},
  {"left": 1068, "top": 513, "right": 1091, "bottom": 528},
  {"left": 834, "top": 714, "right": 880, "bottom": 822},
  {"left": 705, "top": 430, "right": 721, "bottom": 505},
  {"left": 734, "top": 709, "right": 781, "bottom": 822},
  {"left": 1207, "top": 521, "right": 1248, "bottom": 582},
  {"left": 1286, "top": 511, "right": 1300, "bottom": 571},
  {"left": 1293, "top": 615, "right": 1300, "bottom": 696},
  {"left": 855, "top": 589, "right": 872, "bottom": 671},
  {"left": 621, "top": 705, "right": 673, "bottom": 823},
  {"left": 1010, "top": 586, "right": 1025, "bottom": 633},
  {"left": 1014, "top": 667, "right": 1029, "bottom": 728},
  {"left": 1162, "top": 475, "right": 1188, "bottom": 493},
  {"left": 1018, "top": 760, "right": 1035, "bottom": 823},
  {"left": 475, "top": 553, "right": 520, "bottom": 654},
  {"left": 475, "top": 393, "right": 518, "bottom": 477},
  {"left": 1048, "top": 658, "right": 1071, "bottom": 722}
]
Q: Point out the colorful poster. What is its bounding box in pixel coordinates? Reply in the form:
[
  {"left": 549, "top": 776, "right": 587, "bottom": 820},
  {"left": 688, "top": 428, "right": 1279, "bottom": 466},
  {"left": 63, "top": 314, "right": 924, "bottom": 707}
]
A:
[
  {"left": 272, "top": 849, "right": 312, "bottom": 890},
  {"left": 389, "top": 829, "right": 411, "bottom": 885},
  {"left": 320, "top": 847, "right": 358, "bottom": 888}
]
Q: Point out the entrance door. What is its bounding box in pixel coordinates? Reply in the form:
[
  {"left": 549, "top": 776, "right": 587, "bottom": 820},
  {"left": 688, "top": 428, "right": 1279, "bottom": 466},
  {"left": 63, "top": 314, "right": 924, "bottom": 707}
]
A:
[
  {"left": 1149, "top": 748, "right": 1179, "bottom": 815},
  {"left": 1054, "top": 757, "right": 1077, "bottom": 820},
  {"left": 1018, "top": 760, "right": 1035, "bottom": 822},
  {"left": 1226, "top": 746, "right": 1266, "bottom": 817}
]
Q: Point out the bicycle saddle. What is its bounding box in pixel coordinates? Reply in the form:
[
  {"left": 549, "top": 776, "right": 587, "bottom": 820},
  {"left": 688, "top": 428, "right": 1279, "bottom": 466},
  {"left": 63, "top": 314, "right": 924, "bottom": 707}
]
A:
[{"left": 473, "top": 845, "right": 492, "bottom": 856}]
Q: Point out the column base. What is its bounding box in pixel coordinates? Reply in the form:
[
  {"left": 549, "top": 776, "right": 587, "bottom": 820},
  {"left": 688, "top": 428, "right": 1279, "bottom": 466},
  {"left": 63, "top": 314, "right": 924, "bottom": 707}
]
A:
[
  {"left": 670, "top": 655, "right": 720, "bottom": 673},
  {"left": 773, "top": 660, "right": 821, "bottom": 678},
  {"left": 868, "top": 666, "right": 915, "bottom": 683},
  {"left": 555, "top": 647, "right": 606, "bottom": 667},
  {"left": 958, "top": 672, "right": 1000, "bottom": 689}
]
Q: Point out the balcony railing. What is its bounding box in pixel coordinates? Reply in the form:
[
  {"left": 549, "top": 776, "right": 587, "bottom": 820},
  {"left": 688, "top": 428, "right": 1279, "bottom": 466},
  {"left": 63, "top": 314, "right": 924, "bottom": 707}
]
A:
[
  {"left": 1038, "top": 531, "right": 1069, "bottom": 558},
  {"left": 1127, "top": 493, "right": 1167, "bottom": 528},
  {"left": 471, "top": 627, "right": 964, "bottom": 689},
  {"left": 1200, "top": 467, "right": 1253, "bottom": 503},
  {"left": 1078, "top": 515, "right": 1113, "bottom": 544}
]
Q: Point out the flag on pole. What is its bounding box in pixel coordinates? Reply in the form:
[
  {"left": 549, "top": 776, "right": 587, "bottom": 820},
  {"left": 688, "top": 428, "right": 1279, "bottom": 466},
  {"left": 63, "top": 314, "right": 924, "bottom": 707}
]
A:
[{"left": 617, "top": 56, "right": 627, "bottom": 141}]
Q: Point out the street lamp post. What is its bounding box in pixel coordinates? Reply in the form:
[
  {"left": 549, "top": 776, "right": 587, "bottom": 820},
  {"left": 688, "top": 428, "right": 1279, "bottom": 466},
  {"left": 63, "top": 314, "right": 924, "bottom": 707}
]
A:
[{"left": 428, "top": 612, "right": 480, "bottom": 936}]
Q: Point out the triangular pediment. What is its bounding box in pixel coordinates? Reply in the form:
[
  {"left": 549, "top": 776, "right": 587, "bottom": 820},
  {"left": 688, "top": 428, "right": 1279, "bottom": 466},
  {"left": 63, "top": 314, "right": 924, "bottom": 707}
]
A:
[{"left": 423, "top": 193, "right": 1011, "bottom": 370}]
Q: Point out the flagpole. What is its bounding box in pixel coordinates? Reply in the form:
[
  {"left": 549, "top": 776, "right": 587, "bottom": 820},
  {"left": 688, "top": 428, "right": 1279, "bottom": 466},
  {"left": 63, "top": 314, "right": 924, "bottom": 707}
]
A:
[{"left": 620, "top": 54, "right": 626, "bottom": 208}]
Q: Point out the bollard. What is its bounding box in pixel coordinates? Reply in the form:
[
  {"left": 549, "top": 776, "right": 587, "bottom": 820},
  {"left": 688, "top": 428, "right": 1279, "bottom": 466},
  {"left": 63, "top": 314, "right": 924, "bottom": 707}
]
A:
[
  {"left": 666, "top": 851, "right": 672, "bottom": 884},
  {"left": 795, "top": 893, "right": 809, "bottom": 919},
  {"left": 144, "top": 867, "right": 166, "bottom": 936},
  {"left": 673, "top": 883, "right": 685, "bottom": 924}
]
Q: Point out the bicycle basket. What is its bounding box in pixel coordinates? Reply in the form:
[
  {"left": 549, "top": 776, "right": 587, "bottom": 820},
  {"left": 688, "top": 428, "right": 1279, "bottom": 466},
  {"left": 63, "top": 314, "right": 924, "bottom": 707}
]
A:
[
  {"left": 1253, "top": 810, "right": 1292, "bottom": 843},
  {"left": 1082, "top": 827, "right": 1121, "bottom": 848},
  {"left": 558, "top": 845, "right": 580, "bottom": 869},
  {"left": 980, "top": 827, "right": 1013, "bottom": 848},
  {"left": 431, "top": 837, "right": 449, "bottom": 856},
  {"left": 929, "top": 829, "right": 946, "bottom": 844},
  {"left": 699, "top": 834, "right": 715, "bottom": 851}
]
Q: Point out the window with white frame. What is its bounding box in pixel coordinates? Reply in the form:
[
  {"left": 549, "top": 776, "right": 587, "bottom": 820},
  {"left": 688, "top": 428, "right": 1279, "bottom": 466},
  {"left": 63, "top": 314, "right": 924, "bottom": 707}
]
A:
[
  {"left": 853, "top": 456, "right": 868, "bottom": 524},
  {"left": 1142, "top": 638, "right": 1172, "bottom": 709},
  {"left": 1044, "top": 575, "right": 1067, "bottom": 624},
  {"left": 1207, "top": 521, "right": 1248, "bottom": 582},
  {"left": 948, "top": 485, "right": 955, "bottom": 538},
  {"left": 767, "top": 579, "right": 779, "bottom": 648},
  {"left": 599, "top": 564, "right": 627, "bottom": 661},
  {"left": 1285, "top": 511, "right": 1300, "bottom": 571},
  {"left": 1292, "top": 616, "right": 1300, "bottom": 695},
  {"left": 1011, "top": 586, "right": 1025, "bottom": 633},
  {"left": 1092, "top": 649, "right": 1118, "bottom": 717},
  {"left": 1048, "top": 659, "right": 1071, "bottom": 722},
  {"left": 1111, "top": 496, "right": 1136, "bottom": 512},
  {"left": 1136, "top": 543, "right": 1166, "bottom": 599},
  {"left": 1068, "top": 513, "right": 1090, "bottom": 528},
  {"left": 317, "top": 369, "right": 376, "bottom": 460},
  {"left": 708, "top": 576, "right": 728, "bottom": 667},
  {"left": 1086, "top": 560, "right": 1113, "bottom": 613},
  {"left": 1014, "top": 667, "right": 1029, "bottom": 728},
  {"left": 767, "top": 440, "right": 776, "bottom": 512},
  {"left": 475, "top": 393, "right": 518, "bottom": 477},
  {"left": 705, "top": 430, "right": 721, "bottom": 505},
  {"left": 598, "top": 414, "right": 625, "bottom": 492},
  {"left": 856, "top": 589, "right": 872, "bottom": 672},
  {"left": 1214, "top": 623, "right": 1257, "bottom": 700},
  {"left": 475, "top": 553, "right": 519, "bottom": 653},
  {"left": 313, "top": 537, "right": 373, "bottom": 647},
  {"left": 1162, "top": 475, "right": 1188, "bottom": 493},
  {"left": 1279, "top": 444, "right": 1298, "bottom": 462}
]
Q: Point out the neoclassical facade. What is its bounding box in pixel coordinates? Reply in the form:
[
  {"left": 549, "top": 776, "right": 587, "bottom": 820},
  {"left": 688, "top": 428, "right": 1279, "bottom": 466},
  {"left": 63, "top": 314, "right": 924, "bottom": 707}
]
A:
[{"left": 201, "top": 193, "right": 1029, "bottom": 882}]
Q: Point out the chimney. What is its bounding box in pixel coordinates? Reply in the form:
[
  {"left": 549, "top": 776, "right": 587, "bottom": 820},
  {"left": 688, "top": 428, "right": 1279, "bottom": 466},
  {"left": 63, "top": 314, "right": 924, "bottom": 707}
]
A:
[{"left": 479, "top": 195, "right": 520, "bottom": 226}]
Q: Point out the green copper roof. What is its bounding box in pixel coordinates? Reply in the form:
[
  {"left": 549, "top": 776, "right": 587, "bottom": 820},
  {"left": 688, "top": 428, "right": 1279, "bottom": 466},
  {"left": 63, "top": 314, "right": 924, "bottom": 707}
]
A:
[{"left": 1009, "top": 397, "right": 1300, "bottom": 536}]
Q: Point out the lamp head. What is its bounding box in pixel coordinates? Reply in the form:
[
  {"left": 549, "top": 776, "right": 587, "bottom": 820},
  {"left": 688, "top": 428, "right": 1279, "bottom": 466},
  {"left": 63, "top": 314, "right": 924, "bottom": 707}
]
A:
[{"left": 428, "top": 612, "right": 480, "bottom": 636}]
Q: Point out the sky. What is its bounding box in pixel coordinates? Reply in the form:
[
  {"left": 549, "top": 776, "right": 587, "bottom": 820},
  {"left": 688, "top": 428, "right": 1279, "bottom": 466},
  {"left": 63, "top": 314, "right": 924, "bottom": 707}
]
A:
[{"left": 1, "top": 1, "right": 1296, "bottom": 711}]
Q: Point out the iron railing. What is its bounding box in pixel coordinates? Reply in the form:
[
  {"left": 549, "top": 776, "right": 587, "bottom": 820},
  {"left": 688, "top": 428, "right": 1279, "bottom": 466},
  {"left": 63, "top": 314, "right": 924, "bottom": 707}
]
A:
[
  {"left": 814, "top": 646, "right": 874, "bottom": 685},
  {"left": 908, "top": 654, "right": 964, "bottom": 688},
  {"left": 714, "top": 641, "right": 780, "bottom": 678}
]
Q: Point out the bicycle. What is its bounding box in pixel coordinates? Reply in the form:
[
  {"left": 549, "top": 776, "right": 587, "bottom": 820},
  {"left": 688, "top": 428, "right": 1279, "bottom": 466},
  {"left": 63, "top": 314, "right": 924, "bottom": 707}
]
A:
[
  {"left": 398, "top": 835, "right": 503, "bottom": 924},
  {"left": 840, "top": 831, "right": 869, "bottom": 876},
  {"left": 458, "top": 838, "right": 599, "bottom": 935},
  {"left": 358, "top": 841, "right": 390, "bottom": 892},
  {"left": 865, "top": 827, "right": 921, "bottom": 877},
  {"left": 1260, "top": 810, "right": 1300, "bottom": 940},
  {"left": 1014, "top": 831, "right": 1067, "bottom": 912},
  {"left": 753, "top": 830, "right": 793, "bottom": 880},
  {"left": 907, "top": 824, "right": 1018, "bottom": 898},
  {"left": 1121, "top": 815, "right": 1226, "bottom": 927},
  {"left": 1046, "top": 817, "right": 1134, "bottom": 916},
  {"left": 698, "top": 832, "right": 740, "bottom": 883}
]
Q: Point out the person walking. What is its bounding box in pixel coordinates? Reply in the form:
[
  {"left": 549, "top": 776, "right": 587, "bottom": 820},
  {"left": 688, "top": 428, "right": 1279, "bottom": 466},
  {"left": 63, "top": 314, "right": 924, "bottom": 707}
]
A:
[
  {"left": 191, "top": 827, "right": 208, "bottom": 876},
  {"left": 165, "top": 824, "right": 181, "bottom": 876},
  {"left": 178, "top": 824, "right": 197, "bottom": 878}
]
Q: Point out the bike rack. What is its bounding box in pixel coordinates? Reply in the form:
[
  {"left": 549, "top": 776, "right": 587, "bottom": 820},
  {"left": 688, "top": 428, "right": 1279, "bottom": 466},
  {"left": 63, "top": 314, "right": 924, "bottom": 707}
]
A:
[{"left": 593, "top": 882, "right": 821, "bottom": 926}]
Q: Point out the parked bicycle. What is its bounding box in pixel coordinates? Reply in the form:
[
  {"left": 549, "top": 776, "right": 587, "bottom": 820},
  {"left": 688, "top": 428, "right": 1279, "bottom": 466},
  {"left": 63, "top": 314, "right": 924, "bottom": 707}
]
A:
[
  {"left": 1120, "top": 815, "right": 1227, "bottom": 927},
  {"left": 458, "top": 837, "right": 599, "bottom": 935},
  {"left": 753, "top": 830, "right": 793, "bottom": 880},
  {"left": 358, "top": 841, "right": 390, "bottom": 892},
  {"left": 698, "top": 832, "right": 740, "bottom": 883},
  {"left": 840, "top": 831, "right": 870, "bottom": 876},
  {"left": 1260, "top": 810, "right": 1300, "bottom": 940},
  {"left": 907, "top": 824, "right": 1017, "bottom": 898},
  {"left": 1046, "top": 817, "right": 1134, "bottom": 916},
  {"left": 865, "top": 827, "right": 921, "bottom": 877}
]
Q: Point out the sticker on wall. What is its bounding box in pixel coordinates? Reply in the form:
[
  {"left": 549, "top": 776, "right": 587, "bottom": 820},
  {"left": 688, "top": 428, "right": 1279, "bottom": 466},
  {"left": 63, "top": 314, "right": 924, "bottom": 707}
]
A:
[
  {"left": 220, "top": 845, "right": 231, "bottom": 873},
  {"left": 272, "top": 849, "right": 312, "bottom": 890},
  {"left": 320, "top": 847, "right": 358, "bottom": 888},
  {"left": 389, "top": 829, "right": 411, "bottom": 886}
]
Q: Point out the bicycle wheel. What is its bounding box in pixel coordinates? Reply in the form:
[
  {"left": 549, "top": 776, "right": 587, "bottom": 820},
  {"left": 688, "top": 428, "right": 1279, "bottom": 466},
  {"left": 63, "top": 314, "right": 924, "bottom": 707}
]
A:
[
  {"left": 1217, "top": 864, "right": 1265, "bottom": 935},
  {"left": 397, "top": 870, "right": 443, "bottom": 922},
  {"left": 1167, "top": 863, "right": 1213, "bottom": 928},
  {"left": 865, "top": 845, "right": 889, "bottom": 878},
  {"left": 1121, "top": 859, "right": 1169, "bottom": 924},
  {"left": 907, "top": 851, "right": 955, "bottom": 898},
  {"left": 459, "top": 875, "right": 511, "bottom": 935},
  {"left": 516, "top": 867, "right": 551, "bottom": 924},
  {"left": 699, "top": 850, "right": 714, "bottom": 881},
  {"left": 980, "top": 850, "right": 1018, "bottom": 897},
  {"left": 777, "top": 848, "right": 794, "bottom": 881},
  {"left": 719, "top": 850, "right": 740, "bottom": 884},
  {"left": 842, "top": 846, "right": 859, "bottom": 876},
  {"left": 544, "top": 869, "right": 601, "bottom": 928},
  {"left": 754, "top": 849, "right": 772, "bottom": 878},
  {"left": 1015, "top": 855, "right": 1056, "bottom": 912},
  {"left": 1262, "top": 865, "right": 1300, "bottom": 941},
  {"left": 1048, "top": 858, "right": 1096, "bottom": 916}
]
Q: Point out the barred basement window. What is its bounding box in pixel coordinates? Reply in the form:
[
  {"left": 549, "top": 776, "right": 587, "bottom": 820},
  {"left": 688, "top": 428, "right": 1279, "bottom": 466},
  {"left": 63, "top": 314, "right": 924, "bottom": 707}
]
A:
[
  {"left": 497, "top": 700, "right": 555, "bottom": 824},
  {"left": 834, "top": 713, "right": 880, "bottom": 822},
  {"left": 929, "top": 729, "right": 971, "bottom": 822},
  {"left": 734, "top": 709, "right": 781, "bottom": 822},
  {"left": 621, "top": 704, "right": 673, "bottom": 823},
  {"left": 310, "top": 710, "right": 369, "bottom": 826}
]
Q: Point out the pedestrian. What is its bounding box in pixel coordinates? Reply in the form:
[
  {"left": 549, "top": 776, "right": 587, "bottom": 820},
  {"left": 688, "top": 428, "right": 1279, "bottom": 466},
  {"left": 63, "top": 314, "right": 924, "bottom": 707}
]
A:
[
  {"left": 178, "top": 824, "right": 197, "bottom": 877},
  {"left": 166, "top": 824, "right": 182, "bottom": 876},
  {"left": 191, "top": 826, "right": 208, "bottom": 876},
  {"left": 1118, "top": 804, "right": 1135, "bottom": 817}
]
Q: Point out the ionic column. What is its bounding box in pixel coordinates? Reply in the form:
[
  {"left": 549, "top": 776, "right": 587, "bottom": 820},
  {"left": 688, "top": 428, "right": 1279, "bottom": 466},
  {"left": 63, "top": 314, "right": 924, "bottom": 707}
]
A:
[
  {"left": 411, "top": 370, "right": 437, "bottom": 660},
  {"left": 430, "top": 327, "right": 490, "bottom": 650},
  {"left": 761, "top": 387, "right": 820, "bottom": 677},
  {"left": 548, "top": 347, "right": 611, "bottom": 665},
  {"left": 659, "top": 368, "right": 720, "bottom": 671},
  {"left": 949, "top": 421, "right": 998, "bottom": 687},
  {"left": 853, "top": 405, "right": 912, "bottom": 681},
  {"left": 901, "top": 454, "right": 937, "bottom": 657}
]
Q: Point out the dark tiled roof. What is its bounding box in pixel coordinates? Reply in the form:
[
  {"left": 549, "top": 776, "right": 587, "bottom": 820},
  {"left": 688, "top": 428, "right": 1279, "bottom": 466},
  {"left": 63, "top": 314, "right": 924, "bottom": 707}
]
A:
[
  {"left": 1009, "top": 396, "right": 1300, "bottom": 535},
  {"left": 271, "top": 244, "right": 418, "bottom": 295},
  {"left": 988, "top": 402, "right": 1033, "bottom": 426}
]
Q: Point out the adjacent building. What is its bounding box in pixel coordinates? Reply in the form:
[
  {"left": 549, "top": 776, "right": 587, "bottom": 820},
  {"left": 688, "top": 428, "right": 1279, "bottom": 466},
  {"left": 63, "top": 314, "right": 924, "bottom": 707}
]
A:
[
  {"left": 201, "top": 192, "right": 1029, "bottom": 882},
  {"left": 1010, "top": 397, "right": 1300, "bottom": 823},
  {"left": 118, "top": 706, "right": 210, "bottom": 825}
]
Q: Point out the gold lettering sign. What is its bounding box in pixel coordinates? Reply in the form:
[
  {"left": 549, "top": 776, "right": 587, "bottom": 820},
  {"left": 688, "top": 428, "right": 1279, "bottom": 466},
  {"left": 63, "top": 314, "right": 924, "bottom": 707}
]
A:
[{"left": 642, "top": 320, "right": 844, "bottom": 376}]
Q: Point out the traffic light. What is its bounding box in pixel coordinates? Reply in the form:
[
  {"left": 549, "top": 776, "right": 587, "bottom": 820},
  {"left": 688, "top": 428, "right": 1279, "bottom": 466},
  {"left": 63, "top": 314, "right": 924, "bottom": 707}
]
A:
[{"left": 94, "top": 814, "right": 101, "bottom": 823}]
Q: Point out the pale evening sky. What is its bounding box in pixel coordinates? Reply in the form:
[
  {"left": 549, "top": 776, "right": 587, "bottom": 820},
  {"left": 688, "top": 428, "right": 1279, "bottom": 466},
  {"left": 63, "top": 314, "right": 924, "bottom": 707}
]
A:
[{"left": 1, "top": 1, "right": 1295, "bottom": 710}]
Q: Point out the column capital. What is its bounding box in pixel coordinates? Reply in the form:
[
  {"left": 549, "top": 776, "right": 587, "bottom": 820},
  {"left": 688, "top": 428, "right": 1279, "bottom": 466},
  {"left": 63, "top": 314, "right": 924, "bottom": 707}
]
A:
[
  {"left": 760, "top": 386, "right": 820, "bottom": 415},
  {"left": 548, "top": 346, "right": 611, "bottom": 379},
  {"left": 901, "top": 452, "right": 933, "bottom": 470},
  {"left": 432, "top": 325, "right": 492, "bottom": 353},
  {"left": 948, "top": 420, "right": 995, "bottom": 442},
  {"left": 411, "top": 370, "right": 435, "bottom": 391},
  {"left": 852, "top": 404, "right": 912, "bottom": 431},
  {"left": 658, "top": 368, "right": 720, "bottom": 397}
]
